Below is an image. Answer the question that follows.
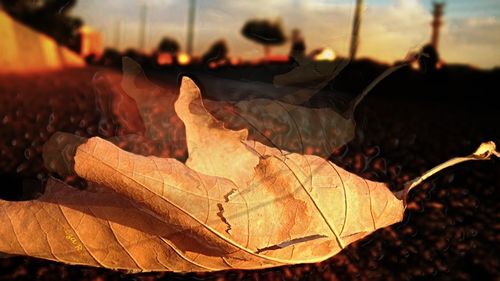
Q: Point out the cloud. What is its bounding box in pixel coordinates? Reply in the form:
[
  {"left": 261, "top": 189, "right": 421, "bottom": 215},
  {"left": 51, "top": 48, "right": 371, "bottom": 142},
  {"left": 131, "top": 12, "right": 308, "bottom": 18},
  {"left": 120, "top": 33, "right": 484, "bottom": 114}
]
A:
[
  {"left": 440, "top": 16, "right": 500, "bottom": 68},
  {"left": 465, "top": 16, "right": 497, "bottom": 27},
  {"left": 353, "top": 0, "right": 431, "bottom": 61}
]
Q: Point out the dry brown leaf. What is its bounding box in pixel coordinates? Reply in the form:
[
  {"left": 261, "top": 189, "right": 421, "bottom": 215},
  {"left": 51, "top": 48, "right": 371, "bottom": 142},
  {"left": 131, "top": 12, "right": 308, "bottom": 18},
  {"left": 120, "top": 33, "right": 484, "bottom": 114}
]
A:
[
  {"left": 204, "top": 98, "right": 355, "bottom": 157},
  {"left": 0, "top": 77, "right": 497, "bottom": 273},
  {"left": 116, "top": 57, "right": 407, "bottom": 158},
  {"left": 273, "top": 57, "right": 349, "bottom": 105},
  {"left": 93, "top": 60, "right": 186, "bottom": 158},
  {"left": 205, "top": 60, "right": 407, "bottom": 157}
]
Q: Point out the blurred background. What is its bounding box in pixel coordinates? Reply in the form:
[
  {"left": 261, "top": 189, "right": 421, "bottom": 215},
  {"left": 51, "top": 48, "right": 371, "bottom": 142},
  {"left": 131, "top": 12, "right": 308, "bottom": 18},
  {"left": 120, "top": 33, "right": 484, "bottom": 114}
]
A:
[{"left": 0, "top": 0, "right": 499, "bottom": 280}]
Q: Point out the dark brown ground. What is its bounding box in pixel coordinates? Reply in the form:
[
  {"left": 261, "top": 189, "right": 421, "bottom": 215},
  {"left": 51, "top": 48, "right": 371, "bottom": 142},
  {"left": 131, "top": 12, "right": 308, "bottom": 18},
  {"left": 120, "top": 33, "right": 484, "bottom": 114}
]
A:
[{"left": 0, "top": 62, "right": 499, "bottom": 281}]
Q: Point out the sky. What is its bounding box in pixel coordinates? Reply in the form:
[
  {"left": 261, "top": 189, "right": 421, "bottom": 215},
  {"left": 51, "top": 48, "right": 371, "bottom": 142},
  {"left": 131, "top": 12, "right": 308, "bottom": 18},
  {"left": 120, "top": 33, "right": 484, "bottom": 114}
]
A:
[{"left": 72, "top": 0, "right": 500, "bottom": 68}]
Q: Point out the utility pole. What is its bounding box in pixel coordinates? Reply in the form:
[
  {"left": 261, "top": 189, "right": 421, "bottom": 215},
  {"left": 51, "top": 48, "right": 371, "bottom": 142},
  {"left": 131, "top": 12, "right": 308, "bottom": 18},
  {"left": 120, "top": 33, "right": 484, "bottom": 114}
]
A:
[
  {"left": 431, "top": 1, "right": 444, "bottom": 50},
  {"left": 138, "top": 3, "right": 147, "bottom": 51},
  {"left": 186, "top": 0, "right": 196, "bottom": 55},
  {"left": 349, "top": 0, "right": 364, "bottom": 60},
  {"left": 114, "top": 20, "right": 122, "bottom": 50}
]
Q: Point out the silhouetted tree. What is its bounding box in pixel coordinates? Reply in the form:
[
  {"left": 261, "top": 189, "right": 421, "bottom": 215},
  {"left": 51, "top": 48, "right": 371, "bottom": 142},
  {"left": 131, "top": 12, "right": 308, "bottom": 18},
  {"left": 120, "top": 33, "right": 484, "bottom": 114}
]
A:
[
  {"left": 0, "top": 0, "right": 82, "bottom": 51},
  {"left": 157, "top": 37, "right": 180, "bottom": 54},
  {"left": 289, "top": 28, "right": 306, "bottom": 61},
  {"left": 123, "top": 48, "right": 148, "bottom": 66},
  {"left": 241, "top": 19, "right": 286, "bottom": 57},
  {"left": 202, "top": 40, "right": 228, "bottom": 65},
  {"left": 99, "top": 48, "right": 121, "bottom": 68},
  {"left": 419, "top": 44, "right": 440, "bottom": 73}
]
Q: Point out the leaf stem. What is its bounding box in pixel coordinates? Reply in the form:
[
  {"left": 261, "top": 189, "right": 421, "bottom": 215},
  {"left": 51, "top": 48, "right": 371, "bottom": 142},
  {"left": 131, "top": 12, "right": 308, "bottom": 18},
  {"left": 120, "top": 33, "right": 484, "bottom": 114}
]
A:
[
  {"left": 346, "top": 62, "right": 408, "bottom": 118},
  {"left": 395, "top": 141, "right": 499, "bottom": 203}
]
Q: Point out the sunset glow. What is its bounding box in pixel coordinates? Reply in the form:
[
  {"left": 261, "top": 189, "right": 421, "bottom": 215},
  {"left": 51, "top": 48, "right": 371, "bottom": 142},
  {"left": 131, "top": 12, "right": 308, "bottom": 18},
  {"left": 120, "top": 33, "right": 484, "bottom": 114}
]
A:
[
  {"left": 177, "top": 53, "right": 191, "bottom": 65},
  {"left": 157, "top": 53, "right": 173, "bottom": 65},
  {"left": 72, "top": 0, "right": 500, "bottom": 69},
  {"left": 313, "top": 48, "right": 336, "bottom": 61}
]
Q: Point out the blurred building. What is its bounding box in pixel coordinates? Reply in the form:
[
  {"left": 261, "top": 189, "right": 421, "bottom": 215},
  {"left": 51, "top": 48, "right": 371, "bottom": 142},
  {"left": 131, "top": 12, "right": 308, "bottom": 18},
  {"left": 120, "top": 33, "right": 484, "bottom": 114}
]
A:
[
  {"left": 260, "top": 55, "right": 289, "bottom": 64},
  {"left": 0, "top": 9, "right": 84, "bottom": 73},
  {"left": 78, "top": 25, "right": 104, "bottom": 58}
]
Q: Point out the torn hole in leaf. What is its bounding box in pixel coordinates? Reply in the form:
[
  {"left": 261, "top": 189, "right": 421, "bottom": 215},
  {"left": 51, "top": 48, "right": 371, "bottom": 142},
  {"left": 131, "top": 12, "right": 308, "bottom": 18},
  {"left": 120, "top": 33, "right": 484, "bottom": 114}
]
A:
[
  {"left": 216, "top": 203, "right": 232, "bottom": 235},
  {"left": 223, "top": 189, "right": 238, "bottom": 202},
  {"left": 256, "top": 234, "right": 328, "bottom": 254}
]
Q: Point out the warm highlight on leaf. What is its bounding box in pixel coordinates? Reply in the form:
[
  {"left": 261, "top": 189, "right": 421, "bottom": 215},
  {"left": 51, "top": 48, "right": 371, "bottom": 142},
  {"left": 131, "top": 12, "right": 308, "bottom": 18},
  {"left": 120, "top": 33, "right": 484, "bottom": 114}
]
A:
[{"left": 0, "top": 77, "right": 497, "bottom": 273}]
